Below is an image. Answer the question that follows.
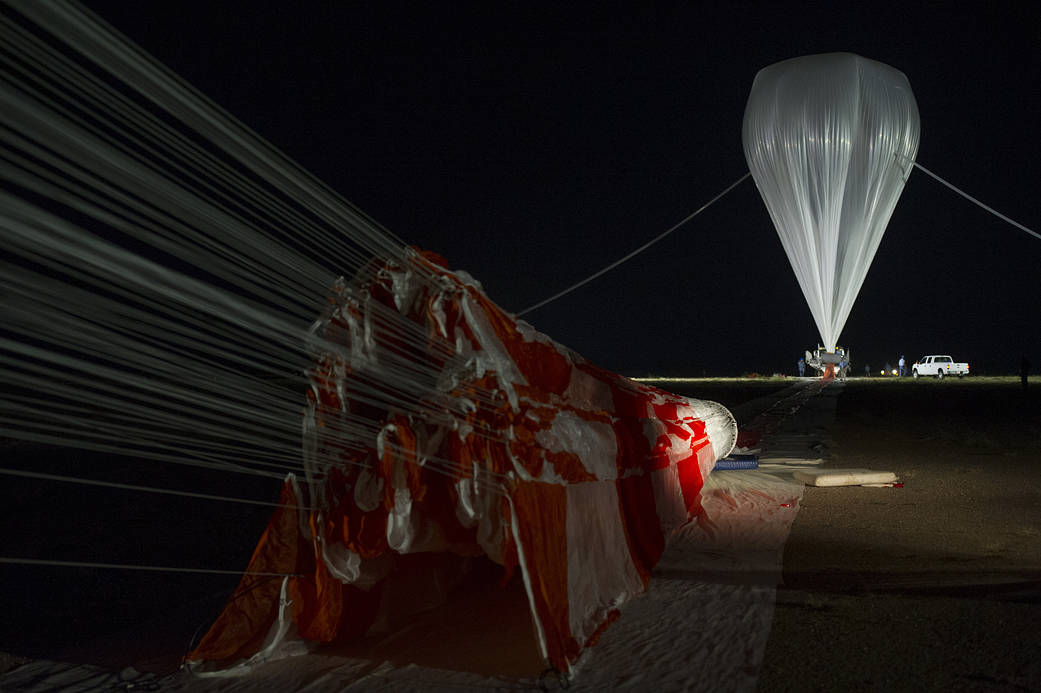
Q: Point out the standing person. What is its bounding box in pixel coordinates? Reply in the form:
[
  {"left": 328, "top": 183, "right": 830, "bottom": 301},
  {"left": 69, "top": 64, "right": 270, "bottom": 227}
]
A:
[
  {"left": 1022, "top": 356, "right": 1031, "bottom": 392},
  {"left": 797, "top": 357, "right": 805, "bottom": 377},
  {"left": 898, "top": 355, "right": 906, "bottom": 377},
  {"left": 838, "top": 358, "right": 848, "bottom": 381},
  {"left": 864, "top": 363, "right": 871, "bottom": 377}
]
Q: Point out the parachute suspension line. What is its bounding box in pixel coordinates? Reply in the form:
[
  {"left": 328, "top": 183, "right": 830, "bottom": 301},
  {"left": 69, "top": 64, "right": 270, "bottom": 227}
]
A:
[
  {"left": 904, "top": 157, "right": 1040, "bottom": 241},
  {"left": 0, "top": 556, "right": 303, "bottom": 578},
  {"left": 2, "top": 0, "right": 558, "bottom": 510},
  {"left": 0, "top": 468, "right": 315, "bottom": 511},
  {"left": 1, "top": 1, "right": 408, "bottom": 262},
  {"left": 517, "top": 172, "right": 752, "bottom": 317},
  {"left": 0, "top": 0, "right": 519, "bottom": 493}
]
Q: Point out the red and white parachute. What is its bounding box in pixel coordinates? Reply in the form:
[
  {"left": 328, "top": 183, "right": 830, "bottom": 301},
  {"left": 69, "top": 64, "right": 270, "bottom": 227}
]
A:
[{"left": 187, "top": 249, "right": 736, "bottom": 674}]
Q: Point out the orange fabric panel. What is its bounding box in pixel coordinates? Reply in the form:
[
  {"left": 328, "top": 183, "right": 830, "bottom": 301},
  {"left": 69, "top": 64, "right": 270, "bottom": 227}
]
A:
[
  {"left": 339, "top": 502, "right": 390, "bottom": 559},
  {"left": 651, "top": 400, "right": 680, "bottom": 421},
  {"left": 612, "top": 416, "right": 653, "bottom": 472},
  {"left": 378, "top": 416, "right": 422, "bottom": 506},
  {"left": 293, "top": 554, "right": 345, "bottom": 642},
  {"left": 676, "top": 452, "right": 706, "bottom": 515},
  {"left": 615, "top": 474, "right": 665, "bottom": 585},
  {"left": 290, "top": 553, "right": 384, "bottom": 644},
  {"left": 188, "top": 481, "right": 306, "bottom": 663},
  {"left": 416, "top": 465, "right": 482, "bottom": 552},
  {"left": 509, "top": 480, "right": 579, "bottom": 670},
  {"left": 470, "top": 289, "right": 573, "bottom": 396},
  {"left": 544, "top": 448, "right": 598, "bottom": 484},
  {"left": 322, "top": 466, "right": 389, "bottom": 559},
  {"left": 506, "top": 415, "right": 547, "bottom": 480}
]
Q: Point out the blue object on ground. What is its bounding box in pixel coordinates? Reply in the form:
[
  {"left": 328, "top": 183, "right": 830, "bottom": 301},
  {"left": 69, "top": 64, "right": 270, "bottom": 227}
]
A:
[{"left": 714, "top": 455, "right": 759, "bottom": 470}]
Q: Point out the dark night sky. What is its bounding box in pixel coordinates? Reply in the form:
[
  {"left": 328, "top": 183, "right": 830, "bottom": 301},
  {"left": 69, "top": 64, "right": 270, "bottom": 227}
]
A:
[{"left": 85, "top": 2, "right": 1039, "bottom": 376}]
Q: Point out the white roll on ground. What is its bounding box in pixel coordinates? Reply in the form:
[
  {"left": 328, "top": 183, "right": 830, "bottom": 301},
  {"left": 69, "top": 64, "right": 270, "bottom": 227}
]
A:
[{"left": 793, "top": 468, "right": 898, "bottom": 487}]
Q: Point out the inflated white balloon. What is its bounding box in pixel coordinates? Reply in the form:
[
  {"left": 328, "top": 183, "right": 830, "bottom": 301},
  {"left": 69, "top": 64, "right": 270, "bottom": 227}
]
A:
[{"left": 743, "top": 53, "right": 920, "bottom": 352}]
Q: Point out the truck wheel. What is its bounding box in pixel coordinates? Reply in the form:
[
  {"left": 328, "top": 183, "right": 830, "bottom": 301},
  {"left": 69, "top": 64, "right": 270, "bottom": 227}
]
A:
[
  {"left": 937, "top": 369, "right": 944, "bottom": 380},
  {"left": 912, "top": 369, "right": 919, "bottom": 378}
]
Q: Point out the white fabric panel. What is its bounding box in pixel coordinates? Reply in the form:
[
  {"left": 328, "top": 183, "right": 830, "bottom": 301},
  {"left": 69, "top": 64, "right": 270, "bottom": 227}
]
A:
[
  {"left": 187, "top": 578, "right": 310, "bottom": 677},
  {"left": 562, "top": 362, "right": 617, "bottom": 412},
  {"left": 386, "top": 487, "right": 416, "bottom": 552},
  {"left": 459, "top": 291, "right": 526, "bottom": 410},
  {"left": 566, "top": 481, "right": 646, "bottom": 645},
  {"left": 650, "top": 465, "right": 689, "bottom": 534},
  {"left": 385, "top": 485, "right": 450, "bottom": 554},
  {"left": 536, "top": 410, "right": 619, "bottom": 480},
  {"left": 687, "top": 398, "right": 738, "bottom": 464},
  {"left": 743, "top": 53, "right": 920, "bottom": 351}
]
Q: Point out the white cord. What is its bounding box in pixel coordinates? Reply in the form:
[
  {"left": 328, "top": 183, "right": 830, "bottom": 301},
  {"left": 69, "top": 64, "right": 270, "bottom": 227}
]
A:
[
  {"left": 910, "top": 159, "right": 1039, "bottom": 240},
  {"left": 0, "top": 556, "right": 301, "bottom": 577},
  {"left": 517, "top": 172, "right": 751, "bottom": 316}
]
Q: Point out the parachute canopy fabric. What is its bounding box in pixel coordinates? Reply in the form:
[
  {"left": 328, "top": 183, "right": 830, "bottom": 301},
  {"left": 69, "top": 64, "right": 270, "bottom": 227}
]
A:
[
  {"left": 742, "top": 53, "right": 920, "bottom": 352},
  {"left": 187, "top": 250, "right": 737, "bottom": 675}
]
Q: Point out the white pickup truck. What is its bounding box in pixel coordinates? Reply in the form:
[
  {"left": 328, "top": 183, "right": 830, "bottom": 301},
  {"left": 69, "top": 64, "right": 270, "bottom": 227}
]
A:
[{"left": 912, "top": 355, "right": 970, "bottom": 379}]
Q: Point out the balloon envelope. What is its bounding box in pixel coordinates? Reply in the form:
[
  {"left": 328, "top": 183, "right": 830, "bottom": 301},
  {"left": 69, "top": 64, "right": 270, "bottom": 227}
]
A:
[{"left": 742, "top": 53, "right": 920, "bottom": 352}]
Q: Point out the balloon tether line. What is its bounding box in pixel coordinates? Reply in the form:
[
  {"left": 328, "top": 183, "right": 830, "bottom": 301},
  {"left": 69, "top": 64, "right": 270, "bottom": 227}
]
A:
[
  {"left": 899, "top": 154, "right": 1039, "bottom": 241},
  {"left": 0, "top": 556, "right": 302, "bottom": 577},
  {"left": 516, "top": 172, "right": 752, "bottom": 317}
]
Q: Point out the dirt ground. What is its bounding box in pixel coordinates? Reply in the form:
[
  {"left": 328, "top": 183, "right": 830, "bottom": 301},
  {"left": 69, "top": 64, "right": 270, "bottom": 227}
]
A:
[
  {"left": 2, "top": 377, "right": 1038, "bottom": 691},
  {"left": 758, "top": 377, "right": 1041, "bottom": 691}
]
